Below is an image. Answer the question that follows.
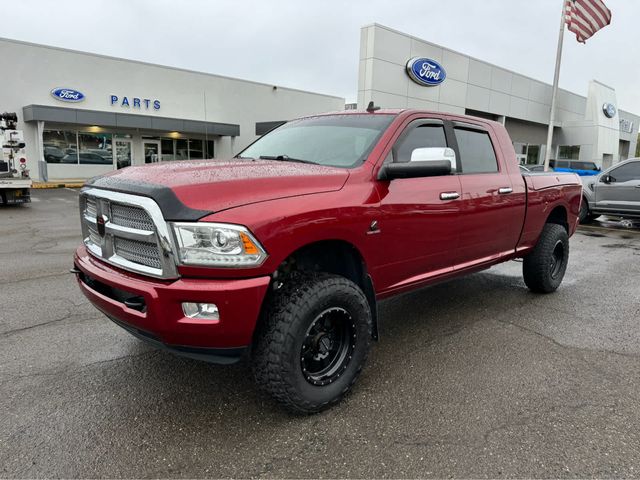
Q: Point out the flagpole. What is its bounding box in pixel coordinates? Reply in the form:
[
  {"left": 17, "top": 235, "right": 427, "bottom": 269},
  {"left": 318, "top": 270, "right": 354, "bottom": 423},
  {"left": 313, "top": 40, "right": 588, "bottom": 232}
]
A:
[{"left": 543, "top": 0, "right": 567, "bottom": 171}]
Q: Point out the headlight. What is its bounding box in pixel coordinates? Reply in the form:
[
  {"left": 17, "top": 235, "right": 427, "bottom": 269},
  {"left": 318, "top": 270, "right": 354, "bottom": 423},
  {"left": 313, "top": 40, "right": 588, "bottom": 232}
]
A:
[{"left": 171, "top": 222, "right": 267, "bottom": 267}]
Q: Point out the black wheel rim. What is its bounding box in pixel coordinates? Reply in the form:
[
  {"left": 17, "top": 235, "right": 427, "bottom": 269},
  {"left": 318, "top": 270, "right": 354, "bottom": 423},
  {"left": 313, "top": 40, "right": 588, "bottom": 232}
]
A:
[
  {"left": 300, "top": 307, "right": 356, "bottom": 386},
  {"left": 549, "top": 240, "right": 565, "bottom": 279}
]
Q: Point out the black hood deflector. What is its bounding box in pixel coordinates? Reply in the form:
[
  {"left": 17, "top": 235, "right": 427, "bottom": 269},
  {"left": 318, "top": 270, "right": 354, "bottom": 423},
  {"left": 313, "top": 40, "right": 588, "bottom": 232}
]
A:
[{"left": 84, "top": 176, "right": 212, "bottom": 221}]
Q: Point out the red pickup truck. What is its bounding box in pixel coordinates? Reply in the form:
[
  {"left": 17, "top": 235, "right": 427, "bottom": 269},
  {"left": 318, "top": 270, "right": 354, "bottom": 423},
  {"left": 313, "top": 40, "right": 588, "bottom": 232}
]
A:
[{"left": 73, "top": 108, "right": 582, "bottom": 413}]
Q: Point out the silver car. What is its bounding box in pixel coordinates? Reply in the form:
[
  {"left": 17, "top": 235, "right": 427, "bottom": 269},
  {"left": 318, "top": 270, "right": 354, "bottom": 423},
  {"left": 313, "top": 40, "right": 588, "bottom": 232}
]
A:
[{"left": 580, "top": 158, "right": 640, "bottom": 223}]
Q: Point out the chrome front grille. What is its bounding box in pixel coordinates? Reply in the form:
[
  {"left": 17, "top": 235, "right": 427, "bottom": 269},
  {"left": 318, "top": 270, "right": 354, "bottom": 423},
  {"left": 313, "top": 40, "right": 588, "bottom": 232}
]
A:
[
  {"left": 110, "top": 203, "right": 154, "bottom": 231},
  {"left": 87, "top": 224, "right": 102, "bottom": 246},
  {"left": 85, "top": 197, "right": 97, "bottom": 217},
  {"left": 79, "top": 188, "right": 179, "bottom": 279},
  {"left": 114, "top": 237, "right": 162, "bottom": 269}
]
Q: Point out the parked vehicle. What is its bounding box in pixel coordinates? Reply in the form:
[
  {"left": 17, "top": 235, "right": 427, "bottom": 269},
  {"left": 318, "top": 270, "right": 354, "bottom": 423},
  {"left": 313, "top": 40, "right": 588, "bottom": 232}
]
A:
[
  {"left": 73, "top": 108, "right": 582, "bottom": 413},
  {"left": 550, "top": 159, "right": 600, "bottom": 176},
  {"left": 62, "top": 151, "right": 113, "bottom": 165},
  {"left": 580, "top": 158, "right": 640, "bottom": 223},
  {"left": 44, "top": 145, "right": 65, "bottom": 163},
  {"left": 0, "top": 112, "right": 31, "bottom": 205}
]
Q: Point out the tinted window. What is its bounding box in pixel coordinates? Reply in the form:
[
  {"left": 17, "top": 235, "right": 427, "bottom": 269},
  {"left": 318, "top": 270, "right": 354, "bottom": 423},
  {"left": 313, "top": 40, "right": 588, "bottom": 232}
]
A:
[
  {"left": 553, "top": 160, "right": 570, "bottom": 168},
  {"left": 454, "top": 128, "right": 498, "bottom": 173},
  {"left": 571, "top": 161, "right": 598, "bottom": 170},
  {"left": 395, "top": 124, "right": 447, "bottom": 163},
  {"left": 610, "top": 162, "right": 640, "bottom": 182}
]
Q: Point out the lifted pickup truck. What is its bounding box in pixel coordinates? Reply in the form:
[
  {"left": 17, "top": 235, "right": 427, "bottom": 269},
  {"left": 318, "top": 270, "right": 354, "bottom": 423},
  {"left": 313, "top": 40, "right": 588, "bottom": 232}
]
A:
[{"left": 73, "top": 108, "right": 582, "bottom": 413}]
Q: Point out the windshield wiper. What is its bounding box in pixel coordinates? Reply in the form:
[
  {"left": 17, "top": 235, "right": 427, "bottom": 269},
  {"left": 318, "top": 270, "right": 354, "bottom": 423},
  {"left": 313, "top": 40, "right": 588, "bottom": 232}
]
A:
[{"left": 259, "top": 155, "right": 317, "bottom": 165}]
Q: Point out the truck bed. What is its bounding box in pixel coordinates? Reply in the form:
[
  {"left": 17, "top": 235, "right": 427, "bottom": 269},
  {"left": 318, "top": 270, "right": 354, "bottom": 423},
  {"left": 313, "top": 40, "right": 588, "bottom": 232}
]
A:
[
  {"left": 517, "top": 171, "right": 582, "bottom": 253},
  {"left": 521, "top": 171, "right": 581, "bottom": 190}
]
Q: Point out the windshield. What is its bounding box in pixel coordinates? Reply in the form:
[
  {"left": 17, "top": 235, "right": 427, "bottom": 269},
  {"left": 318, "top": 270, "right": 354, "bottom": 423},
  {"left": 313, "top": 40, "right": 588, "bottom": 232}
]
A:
[{"left": 239, "top": 114, "right": 395, "bottom": 168}]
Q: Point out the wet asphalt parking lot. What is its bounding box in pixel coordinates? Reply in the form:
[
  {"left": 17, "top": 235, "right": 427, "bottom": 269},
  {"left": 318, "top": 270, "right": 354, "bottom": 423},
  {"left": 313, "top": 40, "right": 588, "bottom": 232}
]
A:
[{"left": 1, "top": 188, "right": 640, "bottom": 478}]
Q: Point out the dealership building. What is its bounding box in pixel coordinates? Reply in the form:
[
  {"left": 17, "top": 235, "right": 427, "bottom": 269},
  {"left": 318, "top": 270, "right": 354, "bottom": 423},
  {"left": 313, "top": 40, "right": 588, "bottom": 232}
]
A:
[
  {"left": 0, "top": 37, "right": 344, "bottom": 181},
  {"left": 1, "top": 24, "right": 638, "bottom": 181},
  {"left": 358, "top": 24, "right": 639, "bottom": 169}
]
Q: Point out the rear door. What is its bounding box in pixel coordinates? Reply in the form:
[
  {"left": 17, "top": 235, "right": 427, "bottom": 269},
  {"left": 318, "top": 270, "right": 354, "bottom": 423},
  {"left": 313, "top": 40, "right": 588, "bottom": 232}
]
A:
[
  {"left": 594, "top": 161, "right": 640, "bottom": 215},
  {"left": 452, "top": 122, "right": 524, "bottom": 268}
]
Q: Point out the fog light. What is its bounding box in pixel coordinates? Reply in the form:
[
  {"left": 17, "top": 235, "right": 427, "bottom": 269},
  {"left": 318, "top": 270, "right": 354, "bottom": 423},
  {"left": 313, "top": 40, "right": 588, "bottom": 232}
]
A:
[{"left": 182, "top": 302, "right": 219, "bottom": 320}]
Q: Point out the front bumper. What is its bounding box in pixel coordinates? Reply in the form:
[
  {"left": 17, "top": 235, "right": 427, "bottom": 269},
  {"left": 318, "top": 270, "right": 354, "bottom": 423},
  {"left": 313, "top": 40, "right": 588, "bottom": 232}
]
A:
[{"left": 73, "top": 246, "right": 271, "bottom": 362}]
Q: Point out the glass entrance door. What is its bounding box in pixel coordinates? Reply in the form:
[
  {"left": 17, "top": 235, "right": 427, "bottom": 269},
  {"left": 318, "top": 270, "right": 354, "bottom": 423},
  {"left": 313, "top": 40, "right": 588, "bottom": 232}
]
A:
[
  {"left": 143, "top": 140, "right": 161, "bottom": 163},
  {"left": 114, "top": 138, "right": 133, "bottom": 169}
]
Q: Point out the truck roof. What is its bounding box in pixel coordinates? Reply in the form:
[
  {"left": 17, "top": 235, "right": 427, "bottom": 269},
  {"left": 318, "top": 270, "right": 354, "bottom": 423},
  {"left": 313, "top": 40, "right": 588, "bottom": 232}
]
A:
[{"left": 297, "top": 108, "right": 505, "bottom": 128}]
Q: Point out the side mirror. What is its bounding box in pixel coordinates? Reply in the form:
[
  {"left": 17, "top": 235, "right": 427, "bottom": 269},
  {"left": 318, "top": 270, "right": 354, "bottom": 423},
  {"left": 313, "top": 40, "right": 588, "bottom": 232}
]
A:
[
  {"left": 601, "top": 174, "right": 614, "bottom": 184},
  {"left": 379, "top": 147, "right": 456, "bottom": 180},
  {"left": 410, "top": 147, "right": 457, "bottom": 172},
  {"left": 379, "top": 160, "right": 452, "bottom": 180}
]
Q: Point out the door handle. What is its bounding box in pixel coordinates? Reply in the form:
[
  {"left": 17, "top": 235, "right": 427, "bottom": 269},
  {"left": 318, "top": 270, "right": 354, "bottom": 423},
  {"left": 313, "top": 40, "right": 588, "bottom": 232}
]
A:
[
  {"left": 498, "top": 187, "right": 513, "bottom": 194},
  {"left": 440, "top": 192, "right": 460, "bottom": 200}
]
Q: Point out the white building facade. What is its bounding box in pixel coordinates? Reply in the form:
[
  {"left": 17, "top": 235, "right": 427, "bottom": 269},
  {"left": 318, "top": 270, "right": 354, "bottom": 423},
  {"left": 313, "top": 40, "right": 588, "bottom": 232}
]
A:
[
  {"left": 358, "top": 24, "right": 639, "bottom": 169},
  {"left": 0, "top": 38, "right": 344, "bottom": 181}
]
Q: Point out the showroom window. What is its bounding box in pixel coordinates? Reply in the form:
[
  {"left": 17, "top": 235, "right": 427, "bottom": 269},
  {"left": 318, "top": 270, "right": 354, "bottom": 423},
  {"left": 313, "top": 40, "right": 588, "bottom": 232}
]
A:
[
  {"left": 78, "top": 132, "right": 112, "bottom": 165},
  {"left": 160, "top": 138, "right": 214, "bottom": 160},
  {"left": 43, "top": 130, "right": 77, "bottom": 163},
  {"left": 558, "top": 145, "right": 580, "bottom": 160},
  {"left": 161, "top": 139, "right": 175, "bottom": 161},
  {"left": 188, "top": 139, "right": 204, "bottom": 159},
  {"left": 205, "top": 140, "right": 214, "bottom": 159},
  {"left": 43, "top": 130, "right": 113, "bottom": 165},
  {"left": 175, "top": 139, "right": 188, "bottom": 160}
]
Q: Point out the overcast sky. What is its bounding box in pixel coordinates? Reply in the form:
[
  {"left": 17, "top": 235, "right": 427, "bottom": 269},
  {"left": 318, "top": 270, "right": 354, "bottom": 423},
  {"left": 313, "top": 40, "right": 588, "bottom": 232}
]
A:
[{"left": 2, "top": 0, "right": 638, "bottom": 112}]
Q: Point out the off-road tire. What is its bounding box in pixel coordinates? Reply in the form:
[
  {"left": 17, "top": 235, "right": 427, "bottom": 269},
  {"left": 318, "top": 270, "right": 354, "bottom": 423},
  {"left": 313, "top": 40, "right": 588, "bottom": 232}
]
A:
[
  {"left": 252, "top": 272, "right": 372, "bottom": 414},
  {"left": 523, "top": 223, "right": 570, "bottom": 293}
]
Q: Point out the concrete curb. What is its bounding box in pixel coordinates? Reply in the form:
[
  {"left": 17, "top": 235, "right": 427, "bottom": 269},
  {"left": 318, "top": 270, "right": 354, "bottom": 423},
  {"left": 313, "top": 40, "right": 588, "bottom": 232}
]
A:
[{"left": 32, "top": 182, "right": 84, "bottom": 189}]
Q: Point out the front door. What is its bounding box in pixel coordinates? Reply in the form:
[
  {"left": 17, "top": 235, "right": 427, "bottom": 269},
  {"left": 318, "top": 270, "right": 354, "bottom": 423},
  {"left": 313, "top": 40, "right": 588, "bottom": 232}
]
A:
[
  {"left": 143, "top": 140, "right": 161, "bottom": 163},
  {"left": 114, "top": 138, "right": 133, "bottom": 169},
  {"left": 375, "top": 118, "right": 462, "bottom": 292},
  {"left": 595, "top": 161, "right": 640, "bottom": 215}
]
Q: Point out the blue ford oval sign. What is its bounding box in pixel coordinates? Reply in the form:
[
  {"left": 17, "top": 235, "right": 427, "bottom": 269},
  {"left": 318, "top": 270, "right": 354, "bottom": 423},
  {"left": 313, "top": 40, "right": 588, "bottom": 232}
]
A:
[
  {"left": 406, "top": 57, "right": 446, "bottom": 87},
  {"left": 51, "top": 88, "right": 85, "bottom": 103},
  {"left": 602, "top": 102, "right": 617, "bottom": 118}
]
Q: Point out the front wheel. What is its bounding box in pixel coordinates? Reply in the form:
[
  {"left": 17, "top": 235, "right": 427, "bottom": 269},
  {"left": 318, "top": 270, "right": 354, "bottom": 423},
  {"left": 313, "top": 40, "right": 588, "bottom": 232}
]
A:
[
  {"left": 252, "top": 273, "right": 372, "bottom": 413},
  {"left": 523, "top": 223, "right": 570, "bottom": 293},
  {"left": 579, "top": 198, "right": 600, "bottom": 223}
]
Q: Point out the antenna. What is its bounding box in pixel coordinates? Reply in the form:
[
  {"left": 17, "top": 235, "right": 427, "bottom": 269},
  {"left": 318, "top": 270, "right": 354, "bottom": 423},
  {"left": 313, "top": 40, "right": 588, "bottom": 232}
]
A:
[{"left": 366, "top": 101, "right": 380, "bottom": 113}]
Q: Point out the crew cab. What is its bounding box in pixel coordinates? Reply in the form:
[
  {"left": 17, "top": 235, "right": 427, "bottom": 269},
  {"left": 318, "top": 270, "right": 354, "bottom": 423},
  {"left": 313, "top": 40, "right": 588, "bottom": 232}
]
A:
[{"left": 73, "top": 109, "right": 582, "bottom": 413}]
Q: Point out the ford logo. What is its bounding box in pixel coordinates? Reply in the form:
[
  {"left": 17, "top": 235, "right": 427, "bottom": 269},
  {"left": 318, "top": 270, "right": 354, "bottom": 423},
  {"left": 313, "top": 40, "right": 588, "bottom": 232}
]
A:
[
  {"left": 602, "top": 102, "right": 617, "bottom": 119},
  {"left": 51, "top": 88, "right": 85, "bottom": 103},
  {"left": 406, "top": 57, "right": 447, "bottom": 87}
]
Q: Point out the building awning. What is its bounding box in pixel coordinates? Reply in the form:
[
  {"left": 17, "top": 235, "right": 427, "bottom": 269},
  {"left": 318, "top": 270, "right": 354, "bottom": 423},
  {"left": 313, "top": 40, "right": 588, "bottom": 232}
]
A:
[{"left": 22, "top": 104, "right": 240, "bottom": 137}]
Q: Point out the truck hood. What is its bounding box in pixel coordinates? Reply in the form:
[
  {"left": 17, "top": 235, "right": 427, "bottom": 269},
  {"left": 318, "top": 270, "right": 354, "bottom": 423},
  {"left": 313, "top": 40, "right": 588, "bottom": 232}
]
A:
[{"left": 86, "top": 159, "right": 350, "bottom": 219}]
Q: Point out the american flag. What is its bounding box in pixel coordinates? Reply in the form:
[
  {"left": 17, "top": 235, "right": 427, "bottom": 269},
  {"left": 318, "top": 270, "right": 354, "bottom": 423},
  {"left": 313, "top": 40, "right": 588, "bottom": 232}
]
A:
[{"left": 565, "top": 0, "right": 612, "bottom": 43}]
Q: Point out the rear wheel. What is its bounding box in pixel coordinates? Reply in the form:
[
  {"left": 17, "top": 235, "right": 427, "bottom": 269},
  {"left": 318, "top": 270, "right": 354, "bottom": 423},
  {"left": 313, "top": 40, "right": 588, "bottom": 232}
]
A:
[
  {"left": 252, "top": 272, "right": 372, "bottom": 413},
  {"left": 523, "top": 223, "right": 570, "bottom": 293}
]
